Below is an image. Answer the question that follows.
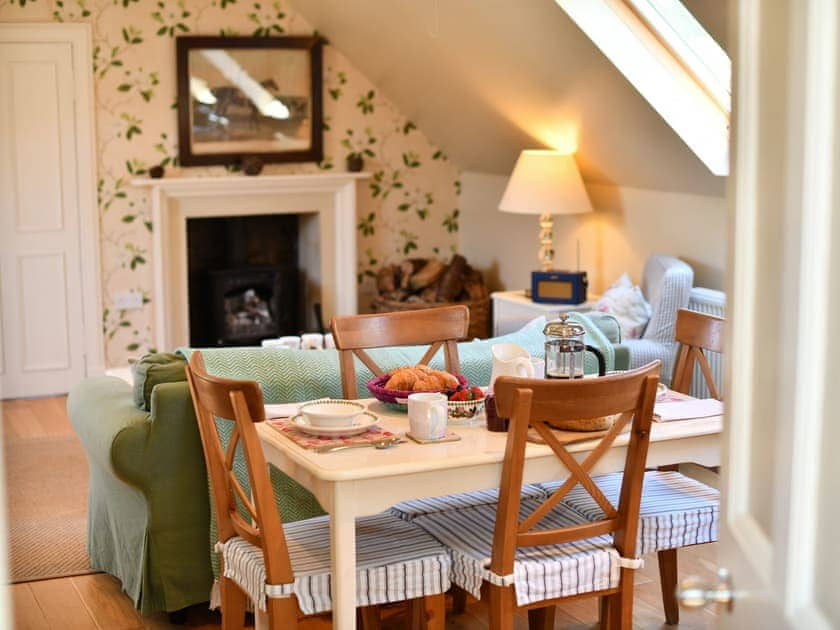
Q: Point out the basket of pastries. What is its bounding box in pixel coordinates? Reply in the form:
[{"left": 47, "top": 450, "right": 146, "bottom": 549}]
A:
[{"left": 367, "top": 365, "right": 467, "bottom": 406}]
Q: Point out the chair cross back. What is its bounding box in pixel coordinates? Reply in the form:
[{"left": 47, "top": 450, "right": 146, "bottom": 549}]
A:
[
  {"left": 330, "top": 305, "right": 469, "bottom": 399},
  {"left": 671, "top": 308, "right": 725, "bottom": 400},
  {"left": 185, "top": 351, "right": 294, "bottom": 588},
  {"left": 490, "top": 363, "right": 660, "bottom": 577}
]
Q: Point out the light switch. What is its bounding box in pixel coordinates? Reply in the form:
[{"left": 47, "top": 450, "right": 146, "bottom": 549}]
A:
[{"left": 114, "top": 290, "right": 144, "bottom": 310}]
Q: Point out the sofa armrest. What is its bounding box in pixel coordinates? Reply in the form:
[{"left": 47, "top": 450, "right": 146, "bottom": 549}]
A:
[
  {"left": 111, "top": 382, "right": 201, "bottom": 487},
  {"left": 111, "top": 382, "right": 210, "bottom": 529},
  {"left": 110, "top": 381, "right": 213, "bottom": 611},
  {"left": 612, "top": 344, "right": 631, "bottom": 371},
  {"left": 619, "top": 338, "right": 680, "bottom": 385},
  {"left": 586, "top": 312, "right": 622, "bottom": 344},
  {"left": 67, "top": 377, "right": 150, "bottom": 477}
]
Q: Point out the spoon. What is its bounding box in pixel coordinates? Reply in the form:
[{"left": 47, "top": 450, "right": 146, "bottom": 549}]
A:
[{"left": 316, "top": 437, "right": 403, "bottom": 454}]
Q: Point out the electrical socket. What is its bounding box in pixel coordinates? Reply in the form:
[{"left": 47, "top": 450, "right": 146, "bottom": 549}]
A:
[{"left": 114, "top": 290, "right": 144, "bottom": 310}]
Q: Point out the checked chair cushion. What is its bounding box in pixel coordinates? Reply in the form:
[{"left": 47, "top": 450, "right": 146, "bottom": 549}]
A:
[
  {"left": 412, "top": 500, "right": 623, "bottom": 607},
  {"left": 218, "top": 512, "right": 451, "bottom": 614},
  {"left": 541, "top": 470, "right": 719, "bottom": 555}
]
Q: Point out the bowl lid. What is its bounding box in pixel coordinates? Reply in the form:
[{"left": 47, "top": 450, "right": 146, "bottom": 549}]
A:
[{"left": 299, "top": 399, "right": 365, "bottom": 417}]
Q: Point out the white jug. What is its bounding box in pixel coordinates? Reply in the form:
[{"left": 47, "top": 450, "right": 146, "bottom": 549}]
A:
[{"left": 490, "top": 343, "right": 535, "bottom": 388}]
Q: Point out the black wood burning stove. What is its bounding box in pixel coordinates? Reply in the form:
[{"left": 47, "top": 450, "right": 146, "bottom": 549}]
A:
[
  {"left": 207, "top": 266, "right": 296, "bottom": 345},
  {"left": 187, "top": 214, "right": 301, "bottom": 346}
]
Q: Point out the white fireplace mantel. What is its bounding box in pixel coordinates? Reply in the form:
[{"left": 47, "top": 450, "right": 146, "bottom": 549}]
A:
[{"left": 133, "top": 173, "right": 369, "bottom": 350}]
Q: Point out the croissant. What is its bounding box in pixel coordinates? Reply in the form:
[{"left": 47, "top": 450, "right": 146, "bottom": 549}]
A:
[
  {"left": 384, "top": 365, "right": 458, "bottom": 392},
  {"left": 413, "top": 374, "right": 444, "bottom": 392},
  {"left": 385, "top": 367, "right": 419, "bottom": 390},
  {"left": 437, "top": 371, "right": 459, "bottom": 389}
]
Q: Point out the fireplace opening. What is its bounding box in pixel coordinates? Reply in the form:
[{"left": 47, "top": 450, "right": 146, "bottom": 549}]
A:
[{"left": 187, "top": 214, "right": 301, "bottom": 346}]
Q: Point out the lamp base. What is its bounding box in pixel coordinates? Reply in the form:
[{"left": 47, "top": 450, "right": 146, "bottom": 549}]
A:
[
  {"left": 530, "top": 270, "right": 588, "bottom": 304},
  {"left": 538, "top": 213, "right": 554, "bottom": 272}
]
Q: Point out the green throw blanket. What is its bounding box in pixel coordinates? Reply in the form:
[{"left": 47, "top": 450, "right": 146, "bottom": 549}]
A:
[{"left": 176, "top": 313, "right": 613, "bottom": 402}]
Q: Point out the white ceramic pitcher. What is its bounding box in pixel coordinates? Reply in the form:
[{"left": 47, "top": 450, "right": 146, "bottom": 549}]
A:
[{"left": 490, "top": 343, "right": 536, "bottom": 388}]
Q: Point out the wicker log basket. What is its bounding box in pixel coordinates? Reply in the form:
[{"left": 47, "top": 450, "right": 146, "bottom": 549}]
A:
[
  {"left": 372, "top": 295, "right": 490, "bottom": 339},
  {"left": 372, "top": 254, "right": 490, "bottom": 339}
]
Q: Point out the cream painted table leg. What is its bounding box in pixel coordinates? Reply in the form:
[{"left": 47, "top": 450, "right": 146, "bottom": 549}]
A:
[{"left": 330, "top": 485, "right": 358, "bottom": 630}]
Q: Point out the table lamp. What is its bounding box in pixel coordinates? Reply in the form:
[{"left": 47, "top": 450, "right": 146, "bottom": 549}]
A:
[{"left": 498, "top": 150, "right": 593, "bottom": 303}]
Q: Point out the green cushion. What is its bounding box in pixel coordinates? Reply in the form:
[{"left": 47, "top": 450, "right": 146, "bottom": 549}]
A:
[
  {"left": 587, "top": 312, "right": 623, "bottom": 344},
  {"left": 132, "top": 353, "right": 187, "bottom": 411},
  {"left": 613, "top": 344, "right": 631, "bottom": 371}
]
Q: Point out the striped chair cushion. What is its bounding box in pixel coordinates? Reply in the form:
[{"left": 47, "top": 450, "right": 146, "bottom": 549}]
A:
[
  {"left": 541, "top": 470, "right": 719, "bottom": 555},
  {"left": 412, "top": 500, "right": 622, "bottom": 607},
  {"left": 388, "top": 484, "right": 547, "bottom": 522},
  {"left": 219, "top": 512, "right": 451, "bottom": 615}
]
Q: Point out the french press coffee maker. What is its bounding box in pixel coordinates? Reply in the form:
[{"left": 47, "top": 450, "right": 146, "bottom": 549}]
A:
[{"left": 543, "top": 314, "right": 606, "bottom": 379}]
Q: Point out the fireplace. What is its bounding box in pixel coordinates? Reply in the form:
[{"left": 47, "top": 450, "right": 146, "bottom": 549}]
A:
[
  {"left": 208, "top": 267, "right": 292, "bottom": 344},
  {"left": 187, "top": 214, "right": 300, "bottom": 346},
  {"left": 133, "top": 173, "right": 366, "bottom": 350}
]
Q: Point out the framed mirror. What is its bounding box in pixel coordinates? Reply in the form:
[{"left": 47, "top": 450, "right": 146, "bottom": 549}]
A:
[{"left": 176, "top": 36, "right": 323, "bottom": 167}]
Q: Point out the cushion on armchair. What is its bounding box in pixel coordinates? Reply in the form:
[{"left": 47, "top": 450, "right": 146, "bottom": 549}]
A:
[
  {"left": 594, "top": 273, "right": 652, "bottom": 339},
  {"left": 640, "top": 255, "right": 693, "bottom": 342},
  {"left": 132, "top": 352, "right": 187, "bottom": 411},
  {"left": 613, "top": 256, "right": 694, "bottom": 382}
]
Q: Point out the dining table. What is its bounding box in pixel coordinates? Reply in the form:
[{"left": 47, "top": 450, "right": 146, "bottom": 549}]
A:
[{"left": 256, "top": 397, "right": 722, "bottom": 629}]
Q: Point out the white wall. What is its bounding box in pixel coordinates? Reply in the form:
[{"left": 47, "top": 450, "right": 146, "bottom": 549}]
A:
[{"left": 460, "top": 171, "right": 727, "bottom": 294}]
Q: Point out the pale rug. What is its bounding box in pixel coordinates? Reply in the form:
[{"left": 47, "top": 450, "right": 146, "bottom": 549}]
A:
[{"left": 5, "top": 434, "right": 96, "bottom": 582}]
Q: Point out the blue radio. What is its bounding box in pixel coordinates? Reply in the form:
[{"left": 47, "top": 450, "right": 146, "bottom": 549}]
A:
[{"left": 530, "top": 271, "right": 588, "bottom": 304}]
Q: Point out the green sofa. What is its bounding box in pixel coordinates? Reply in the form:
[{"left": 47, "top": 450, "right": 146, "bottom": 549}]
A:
[{"left": 67, "top": 314, "right": 624, "bottom": 614}]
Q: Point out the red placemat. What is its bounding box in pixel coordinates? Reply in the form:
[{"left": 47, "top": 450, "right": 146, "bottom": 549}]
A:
[{"left": 267, "top": 418, "right": 398, "bottom": 450}]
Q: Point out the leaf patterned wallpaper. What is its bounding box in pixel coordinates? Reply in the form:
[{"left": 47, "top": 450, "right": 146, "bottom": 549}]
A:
[{"left": 0, "top": 0, "right": 461, "bottom": 367}]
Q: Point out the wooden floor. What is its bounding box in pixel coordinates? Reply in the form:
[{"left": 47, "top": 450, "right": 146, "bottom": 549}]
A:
[{"left": 3, "top": 396, "right": 721, "bottom": 629}]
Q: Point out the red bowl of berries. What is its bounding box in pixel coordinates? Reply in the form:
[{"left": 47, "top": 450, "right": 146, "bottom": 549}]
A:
[{"left": 447, "top": 386, "right": 486, "bottom": 425}]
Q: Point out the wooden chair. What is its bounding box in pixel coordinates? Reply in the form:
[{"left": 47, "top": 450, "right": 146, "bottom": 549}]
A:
[
  {"left": 536, "top": 311, "right": 723, "bottom": 627},
  {"left": 650, "top": 307, "right": 725, "bottom": 624},
  {"left": 330, "top": 305, "right": 469, "bottom": 399},
  {"left": 670, "top": 308, "right": 725, "bottom": 399},
  {"left": 410, "top": 362, "right": 661, "bottom": 630},
  {"left": 185, "top": 351, "right": 449, "bottom": 629}
]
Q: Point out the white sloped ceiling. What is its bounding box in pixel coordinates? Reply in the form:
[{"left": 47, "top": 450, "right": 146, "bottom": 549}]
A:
[{"left": 291, "top": 0, "right": 728, "bottom": 196}]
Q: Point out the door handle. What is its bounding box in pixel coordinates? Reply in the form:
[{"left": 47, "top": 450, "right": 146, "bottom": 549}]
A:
[{"left": 677, "top": 567, "right": 736, "bottom": 612}]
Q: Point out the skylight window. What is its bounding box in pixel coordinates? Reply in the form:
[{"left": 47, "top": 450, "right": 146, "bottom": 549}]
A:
[
  {"left": 556, "top": 0, "right": 730, "bottom": 176},
  {"left": 626, "top": 0, "right": 730, "bottom": 111}
]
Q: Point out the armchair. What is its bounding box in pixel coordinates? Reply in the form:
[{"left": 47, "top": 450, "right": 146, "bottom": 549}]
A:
[{"left": 617, "top": 255, "right": 694, "bottom": 384}]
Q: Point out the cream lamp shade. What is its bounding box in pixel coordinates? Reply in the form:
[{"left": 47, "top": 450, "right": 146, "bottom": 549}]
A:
[
  {"left": 499, "top": 150, "right": 592, "bottom": 271},
  {"left": 499, "top": 150, "right": 592, "bottom": 215}
]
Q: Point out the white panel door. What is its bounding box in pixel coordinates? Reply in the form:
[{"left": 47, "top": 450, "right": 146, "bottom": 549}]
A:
[
  {"left": 0, "top": 41, "right": 87, "bottom": 398},
  {"left": 715, "top": 0, "right": 839, "bottom": 627}
]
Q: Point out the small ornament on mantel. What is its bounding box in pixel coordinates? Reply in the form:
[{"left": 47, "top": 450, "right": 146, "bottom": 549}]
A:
[
  {"left": 241, "top": 156, "right": 264, "bottom": 176},
  {"left": 346, "top": 153, "right": 364, "bottom": 172},
  {"left": 149, "top": 164, "right": 165, "bottom": 179}
]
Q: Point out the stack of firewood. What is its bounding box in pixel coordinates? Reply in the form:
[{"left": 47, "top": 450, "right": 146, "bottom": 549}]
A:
[{"left": 375, "top": 254, "right": 489, "bottom": 304}]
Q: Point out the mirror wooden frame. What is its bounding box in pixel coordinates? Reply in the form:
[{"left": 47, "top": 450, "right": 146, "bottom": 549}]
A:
[{"left": 176, "top": 35, "right": 323, "bottom": 167}]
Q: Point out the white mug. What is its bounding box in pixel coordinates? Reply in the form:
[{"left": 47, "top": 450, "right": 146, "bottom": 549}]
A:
[
  {"left": 277, "top": 335, "right": 302, "bottom": 349},
  {"left": 529, "top": 357, "right": 546, "bottom": 379},
  {"left": 407, "top": 392, "right": 447, "bottom": 440},
  {"left": 301, "top": 333, "right": 324, "bottom": 350},
  {"left": 323, "top": 333, "right": 336, "bottom": 349},
  {"left": 262, "top": 337, "right": 300, "bottom": 350}
]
